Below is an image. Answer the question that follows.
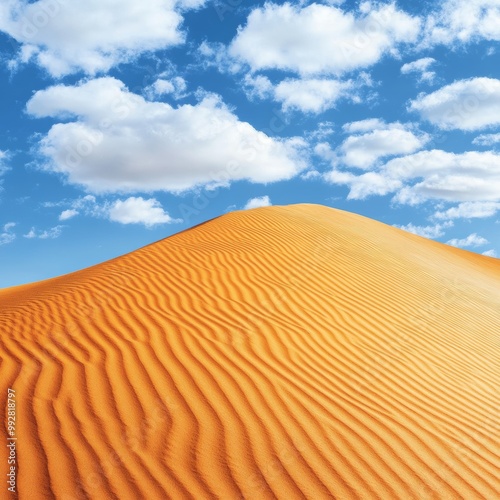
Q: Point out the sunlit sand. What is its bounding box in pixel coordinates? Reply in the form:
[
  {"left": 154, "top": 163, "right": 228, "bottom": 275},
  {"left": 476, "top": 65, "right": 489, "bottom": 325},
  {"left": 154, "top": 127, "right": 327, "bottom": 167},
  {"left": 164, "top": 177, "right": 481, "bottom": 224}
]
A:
[{"left": 1, "top": 204, "right": 499, "bottom": 499}]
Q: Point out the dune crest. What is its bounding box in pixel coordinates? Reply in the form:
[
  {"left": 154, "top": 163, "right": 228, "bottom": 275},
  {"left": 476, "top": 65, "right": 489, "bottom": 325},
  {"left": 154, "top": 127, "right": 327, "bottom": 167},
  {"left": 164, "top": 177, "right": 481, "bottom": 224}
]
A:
[{"left": 1, "top": 204, "right": 499, "bottom": 499}]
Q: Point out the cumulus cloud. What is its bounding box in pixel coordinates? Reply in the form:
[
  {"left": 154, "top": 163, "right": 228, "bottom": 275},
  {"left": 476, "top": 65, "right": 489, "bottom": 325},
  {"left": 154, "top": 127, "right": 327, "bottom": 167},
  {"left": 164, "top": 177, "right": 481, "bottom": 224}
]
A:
[
  {"left": 472, "top": 133, "right": 500, "bottom": 146},
  {"left": 0, "top": 222, "right": 16, "bottom": 246},
  {"left": 0, "top": 0, "right": 205, "bottom": 76},
  {"left": 243, "top": 196, "right": 272, "bottom": 209},
  {"left": 229, "top": 2, "right": 420, "bottom": 76},
  {"left": 24, "top": 225, "right": 64, "bottom": 239},
  {"left": 107, "top": 197, "right": 178, "bottom": 226},
  {"left": 243, "top": 74, "right": 370, "bottom": 114},
  {"left": 337, "top": 121, "right": 428, "bottom": 169},
  {"left": 273, "top": 78, "right": 353, "bottom": 113},
  {"left": 326, "top": 170, "right": 402, "bottom": 199},
  {"left": 26, "top": 77, "right": 307, "bottom": 193},
  {"left": 55, "top": 194, "right": 179, "bottom": 227},
  {"left": 144, "top": 77, "right": 187, "bottom": 100},
  {"left": 433, "top": 201, "right": 500, "bottom": 220},
  {"left": 447, "top": 233, "right": 489, "bottom": 248},
  {"left": 424, "top": 0, "right": 500, "bottom": 46},
  {"left": 387, "top": 151, "right": 500, "bottom": 203},
  {"left": 326, "top": 150, "right": 500, "bottom": 203},
  {"left": 401, "top": 57, "right": 437, "bottom": 83},
  {"left": 318, "top": 120, "right": 428, "bottom": 170},
  {"left": 409, "top": 77, "right": 500, "bottom": 130},
  {"left": 397, "top": 221, "right": 453, "bottom": 239}
]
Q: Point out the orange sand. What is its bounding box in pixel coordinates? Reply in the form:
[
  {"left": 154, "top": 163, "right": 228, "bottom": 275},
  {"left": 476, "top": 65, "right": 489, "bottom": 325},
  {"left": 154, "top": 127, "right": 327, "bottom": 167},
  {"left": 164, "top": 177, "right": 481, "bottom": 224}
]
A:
[{"left": 1, "top": 204, "right": 499, "bottom": 499}]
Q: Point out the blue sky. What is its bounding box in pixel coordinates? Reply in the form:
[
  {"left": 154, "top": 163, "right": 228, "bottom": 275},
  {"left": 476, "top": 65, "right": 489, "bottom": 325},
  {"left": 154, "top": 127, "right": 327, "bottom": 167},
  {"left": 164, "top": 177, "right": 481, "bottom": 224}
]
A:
[{"left": 1, "top": 0, "right": 499, "bottom": 287}]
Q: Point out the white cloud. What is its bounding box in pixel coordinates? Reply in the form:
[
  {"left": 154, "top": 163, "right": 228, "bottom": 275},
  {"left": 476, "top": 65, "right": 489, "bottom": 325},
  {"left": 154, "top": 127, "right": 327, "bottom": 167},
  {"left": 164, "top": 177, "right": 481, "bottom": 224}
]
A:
[
  {"left": 23, "top": 228, "right": 36, "bottom": 239},
  {"left": 409, "top": 77, "right": 500, "bottom": 130},
  {"left": 242, "top": 74, "right": 274, "bottom": 100},
  {"left": 0, "top": 222, "right": 16, "bottom": 246},
  {"left": 326, "top": 150, "right": 500, "bottom": 203},
  {"left": 314, "top": 142, "right": 336, "bottom": 162},
  {"left": 71, "top": 195, "right": 102, "bottom": 215},
  {"left": 319, "top": 120, "right": 428, "bottom": 170},
  {"left": 301, "top": 170, "right": 321, "bottom": 180},
  {"left": 0, "top": 0, "right": 205, "bottom": 76},
  {"left": 338, "top": 121, "right": 428, "bottom": 169},
  {"left": 177, "top": 0, "right": 205, "bottom": 9},
  {"left": 306, "top": 121, "right": 335, "bottom": 141},
  {"left": 243, "top": 75, "right": 365, "bottom": 114},
  {"left": 387, "top": 151, "right": 500, "bottom": 203},
  {"left": 229, "top": 2, "right": 420, "bottom": 76},
  {"left": 424, "top": 0, "right": 500, "bottom": 46},
  {"left": 273, "top": 78, "right": 353, "bottom": 113},
  {"left": 26, "top": 77, "right": 307, "bottom": 193},
  {"left": 243, "top": 196, "right": 272, "bottom": 210},
  {"left": 342, "top": 118, "right": 386, "bottom": 134},
  {"left": 55, "top": 194, "right": 179, "bottom": 227},
  {"left": 401, "top": 57, "right": 437, "bottom": 83},
  {"left": 397, "top": 221, "right": 453, "bottom": 239},
  {"left": 24, "top": 225, "right": 64, "bottom": 239},
  {"left": 0, "top": 150, "right": 10, "bottom": 176},
  {"left": 144, "top": 77, "right": 187, "bottom": 100},
  {"left": 482, "top": 249, "right": 497, "bottom": 257},
  {"left": 447, "top": 233, "right": 489, "bottom": 248},
  {"left": 326, "top": 170, "right": 402, "bottom": 199},
  {"left": 59, "top": 209, "right": 78, "bottom": 221},
  {"left": 107, "top": 197, "right": 177, "bottom": 227},
  {"left": 434, "top": 201, "right": 500, "bottom": 220},
  {"left": 40, "top": 226, "right": 64, "bottom": 239},
  {"left": 472, "top": 133, "right": 500, "bottom": 146},
  {"left": 197, "top": 41, "right": 242, "bottom": 74}
]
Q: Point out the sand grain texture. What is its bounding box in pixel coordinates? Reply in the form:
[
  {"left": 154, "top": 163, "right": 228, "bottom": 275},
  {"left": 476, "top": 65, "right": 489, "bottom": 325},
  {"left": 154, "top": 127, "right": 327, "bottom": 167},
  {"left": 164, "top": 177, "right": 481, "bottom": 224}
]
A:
[{"left": 1, "top": 204, "right": 500, "bottom": 499}]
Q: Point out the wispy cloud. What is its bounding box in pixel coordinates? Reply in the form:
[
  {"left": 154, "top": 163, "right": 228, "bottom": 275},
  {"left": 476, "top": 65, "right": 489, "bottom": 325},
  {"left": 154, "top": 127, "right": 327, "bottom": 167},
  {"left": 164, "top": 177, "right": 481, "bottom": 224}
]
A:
[
  {"left": 472, "top": 133, "right": 500, "bottom": 146},
  {"left": 24, "top": 225, "right": 64, "bottom": 240},
  {"left": 433, "top": 201, "right": 500, "bottom": 220},
  {"left": 59, "top": 209, "right": 79, "bottom": 221},
  {"left": 397, "top": 221, "right": 453, "bottom": 239},
  {"left": 0, "top": 222, "right": 16, "bottom": 246}
]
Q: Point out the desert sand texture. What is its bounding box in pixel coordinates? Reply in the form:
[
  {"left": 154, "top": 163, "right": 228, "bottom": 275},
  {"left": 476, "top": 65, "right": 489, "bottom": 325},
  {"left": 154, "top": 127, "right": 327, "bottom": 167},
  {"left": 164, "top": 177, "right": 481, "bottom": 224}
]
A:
[{"left": 1, "top": 204, "right": 499, "bottom": 499}]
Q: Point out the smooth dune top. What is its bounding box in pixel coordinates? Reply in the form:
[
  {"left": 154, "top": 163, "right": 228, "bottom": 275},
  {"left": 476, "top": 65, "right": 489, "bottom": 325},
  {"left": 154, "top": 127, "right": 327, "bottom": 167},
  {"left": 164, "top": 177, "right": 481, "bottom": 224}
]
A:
[{"left": 1, "top": 204, "right": 499, "bottom": 499}]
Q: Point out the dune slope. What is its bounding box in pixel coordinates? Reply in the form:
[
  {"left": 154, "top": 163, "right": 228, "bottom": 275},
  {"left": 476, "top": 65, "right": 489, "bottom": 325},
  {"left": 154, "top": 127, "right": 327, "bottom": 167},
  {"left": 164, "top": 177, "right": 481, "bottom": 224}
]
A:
[{"left": 1, "top": 204, "right": 500, "bottom": 499}]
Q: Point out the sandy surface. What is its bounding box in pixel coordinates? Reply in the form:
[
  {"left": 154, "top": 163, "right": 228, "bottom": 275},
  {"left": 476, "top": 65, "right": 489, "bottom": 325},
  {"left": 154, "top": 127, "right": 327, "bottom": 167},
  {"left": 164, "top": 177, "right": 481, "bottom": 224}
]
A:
[{"left": 1, "top": 204, "right": 499, "bottom": 499}]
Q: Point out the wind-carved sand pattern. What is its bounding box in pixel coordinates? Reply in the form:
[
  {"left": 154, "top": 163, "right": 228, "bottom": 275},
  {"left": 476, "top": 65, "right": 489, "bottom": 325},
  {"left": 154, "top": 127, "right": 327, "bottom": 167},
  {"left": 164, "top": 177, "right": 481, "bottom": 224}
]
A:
[{"left": 1, "top": 204, "right": 499, "bottom": 499}]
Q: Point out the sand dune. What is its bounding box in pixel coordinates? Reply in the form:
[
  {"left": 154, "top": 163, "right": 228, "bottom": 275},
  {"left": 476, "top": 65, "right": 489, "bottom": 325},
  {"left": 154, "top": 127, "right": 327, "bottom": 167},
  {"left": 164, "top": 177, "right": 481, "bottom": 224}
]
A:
[{"left": 1, "top": 204, "right": 499, "bottom": 499}]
